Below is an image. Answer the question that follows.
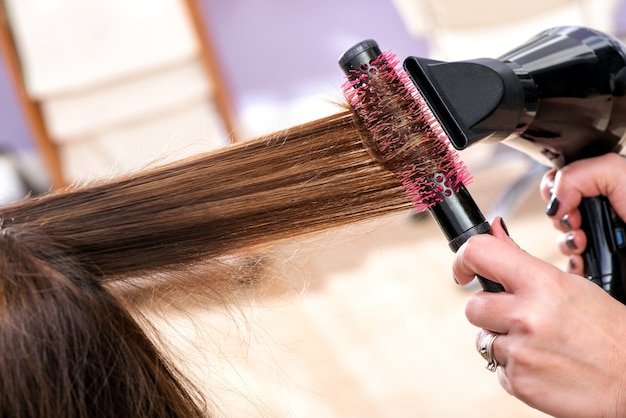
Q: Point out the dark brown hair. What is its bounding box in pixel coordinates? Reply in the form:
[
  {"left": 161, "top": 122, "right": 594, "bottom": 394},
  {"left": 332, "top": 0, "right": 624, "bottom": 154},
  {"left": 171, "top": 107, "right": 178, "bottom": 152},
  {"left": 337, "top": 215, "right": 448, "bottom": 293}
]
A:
[{"left": 0, "top": 109, "right": 412, "bottom": 416}]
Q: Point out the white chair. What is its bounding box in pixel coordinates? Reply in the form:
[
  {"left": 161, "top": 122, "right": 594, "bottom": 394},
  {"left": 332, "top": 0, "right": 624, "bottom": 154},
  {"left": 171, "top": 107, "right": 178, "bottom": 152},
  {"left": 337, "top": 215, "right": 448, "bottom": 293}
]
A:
[{"left": 0, "top": 0, "right": 238, "bottom": 187}]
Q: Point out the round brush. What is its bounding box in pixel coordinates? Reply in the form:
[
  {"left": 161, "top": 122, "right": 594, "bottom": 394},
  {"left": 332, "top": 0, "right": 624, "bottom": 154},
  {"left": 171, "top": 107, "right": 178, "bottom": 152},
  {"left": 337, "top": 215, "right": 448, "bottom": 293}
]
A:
[{"left": 339, "top": 40, "right": 504, "bottom": 293}]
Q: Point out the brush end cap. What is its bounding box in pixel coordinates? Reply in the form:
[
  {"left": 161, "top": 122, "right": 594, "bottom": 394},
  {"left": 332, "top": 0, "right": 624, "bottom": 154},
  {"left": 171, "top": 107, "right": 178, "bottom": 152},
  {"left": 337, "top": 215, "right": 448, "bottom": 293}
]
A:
[{"left": 338, "top": 39, "right": 382, "bottom": 74}]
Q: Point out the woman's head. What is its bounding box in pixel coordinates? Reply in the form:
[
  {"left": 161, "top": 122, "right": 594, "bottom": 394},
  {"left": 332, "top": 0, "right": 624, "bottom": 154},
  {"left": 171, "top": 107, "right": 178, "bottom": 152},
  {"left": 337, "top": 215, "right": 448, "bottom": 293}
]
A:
[
  {"left": 0, "top": 110, "right": 410, "bottom": 416},
  {"left": 0, "top": 227, "right": 208, "bottom": 418}
]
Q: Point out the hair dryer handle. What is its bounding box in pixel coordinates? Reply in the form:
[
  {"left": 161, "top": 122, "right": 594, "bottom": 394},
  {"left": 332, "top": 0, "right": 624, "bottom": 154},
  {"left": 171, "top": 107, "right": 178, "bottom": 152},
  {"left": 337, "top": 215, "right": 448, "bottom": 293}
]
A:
[{"left": 579, "top": 196, "right": 626, "bottom": 303}]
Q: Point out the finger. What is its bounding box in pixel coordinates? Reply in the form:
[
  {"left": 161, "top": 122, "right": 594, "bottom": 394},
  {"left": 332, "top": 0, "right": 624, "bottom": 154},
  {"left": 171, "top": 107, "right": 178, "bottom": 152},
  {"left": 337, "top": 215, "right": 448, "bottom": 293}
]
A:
[
  {"left": 453, "top": 233, "right": 559, "bottom": 293},
  {"left": 539, "top": 168, "right": 557, "bottom": 202},
  {"left": 466, "top": 291, "right": 517, "bottom": 332},
  {"left": 544, "top": 209, "right": 582, "bottom": 235},
  {"left": 547, "top": 212, "right": 578, "bottom": 233},
  {"left": 566, "top": 255, "right": 585, "bottom": 276},
  {"left": 547, "top": 154, "right": 626, "bottom": 221},
  {"left": 556, "top": 230, "right": 587, "bottom": 256},
  {"left": 497, "top": 365, "right": 512, "bottom": 395},
  {"left": 491, "top": 216, "right": 517, "bottom": 244},
  {"left": 557, "top": 211, "right": 582, "bottom": 232},
  {"left": 452, "top": 218, "right": 517, "bottom": 287}
]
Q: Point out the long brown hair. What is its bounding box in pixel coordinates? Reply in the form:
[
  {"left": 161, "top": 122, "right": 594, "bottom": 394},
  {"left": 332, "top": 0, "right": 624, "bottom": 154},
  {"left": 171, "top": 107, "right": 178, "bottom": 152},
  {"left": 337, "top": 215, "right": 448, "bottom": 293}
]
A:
[{"left": 0, "top": 109, "right": 412, "bottom": 416}]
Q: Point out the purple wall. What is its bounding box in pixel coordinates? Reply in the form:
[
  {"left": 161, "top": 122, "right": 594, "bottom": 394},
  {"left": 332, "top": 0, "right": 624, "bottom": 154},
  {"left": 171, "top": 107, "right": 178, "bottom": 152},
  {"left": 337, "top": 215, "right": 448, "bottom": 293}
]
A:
[
  {"left": 198, "top": 0, "right": 427, "bottom": 115},
  {"left": 0, "top": 59, "right": 34, "bottom": 152}
]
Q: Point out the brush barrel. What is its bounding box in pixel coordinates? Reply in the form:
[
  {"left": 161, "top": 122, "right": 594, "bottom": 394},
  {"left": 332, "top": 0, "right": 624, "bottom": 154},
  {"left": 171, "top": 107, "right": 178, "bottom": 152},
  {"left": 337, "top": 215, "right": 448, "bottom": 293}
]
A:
[
  {"left": 430, "top": 185, "right": 490, "bottom": 251},
  {"left": 429, "top": 184, "right": 505, "bottom": 293}
]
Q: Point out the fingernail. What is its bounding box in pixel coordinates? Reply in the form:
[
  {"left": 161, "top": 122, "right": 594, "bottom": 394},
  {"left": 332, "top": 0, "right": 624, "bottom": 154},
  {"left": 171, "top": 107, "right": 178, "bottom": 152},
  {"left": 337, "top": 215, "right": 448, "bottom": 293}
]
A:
[
  {"left": 560, "top": 214, "right": 572, "bottom": 231},
  {"left": 499, "top": 217, "right": 510, "bottom": 236},
  {"left": 453, "top": 276, "right": 459, "bottom": 285},
  {"left": 568, "top": 256, "right": 577, "bottom": 271},
  {"left": 566, "top": 232, "right": 578, "bottom": 250},
  {"left": 546, "top": 195, "right": 560, "bottom": 216}
]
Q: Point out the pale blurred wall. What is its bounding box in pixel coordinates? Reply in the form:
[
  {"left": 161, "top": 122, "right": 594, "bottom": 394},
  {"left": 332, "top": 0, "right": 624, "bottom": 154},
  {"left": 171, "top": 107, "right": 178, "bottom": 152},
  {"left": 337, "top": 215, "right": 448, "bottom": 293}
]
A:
[{"left": 391, "top": 0, "right": 624, "bottom": 59}]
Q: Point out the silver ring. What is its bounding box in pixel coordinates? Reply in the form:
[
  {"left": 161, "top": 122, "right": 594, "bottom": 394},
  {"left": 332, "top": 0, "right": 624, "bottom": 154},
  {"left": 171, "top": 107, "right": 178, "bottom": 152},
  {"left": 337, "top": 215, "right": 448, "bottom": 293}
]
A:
[{"left": 477, "top": 331, "right": 500, "bottom": 372}]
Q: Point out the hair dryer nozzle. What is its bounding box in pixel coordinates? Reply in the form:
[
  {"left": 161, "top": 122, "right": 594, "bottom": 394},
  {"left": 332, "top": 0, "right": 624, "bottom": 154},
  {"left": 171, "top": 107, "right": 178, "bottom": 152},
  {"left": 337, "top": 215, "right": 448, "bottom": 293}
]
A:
[
  {"left": 405, "top": 26, "right": 626, "bottom": 166},
  {"left": 404, "top": 57, "right": 528, "bottom": 149}
]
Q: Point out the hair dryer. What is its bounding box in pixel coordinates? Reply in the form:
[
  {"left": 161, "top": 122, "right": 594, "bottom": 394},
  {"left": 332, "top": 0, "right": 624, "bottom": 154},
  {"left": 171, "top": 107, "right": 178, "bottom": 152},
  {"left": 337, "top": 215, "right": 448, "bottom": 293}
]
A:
[{"left": 402, "top": 26, "right": 626, "bottom": 302}]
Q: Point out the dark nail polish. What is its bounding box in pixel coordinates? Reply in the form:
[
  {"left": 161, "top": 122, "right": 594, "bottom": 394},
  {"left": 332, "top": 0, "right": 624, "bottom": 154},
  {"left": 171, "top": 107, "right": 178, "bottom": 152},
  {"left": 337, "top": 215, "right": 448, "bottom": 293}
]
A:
[
  {"left": 560, "top": 214, "right": 572, "bottom": 231},
  {"left": 568, "top": 256, "right": 577, "bottom": 271},
  {"left": 566, "top": 232, "right": 578, "bottom": 250},
  {"left": 546, "top": 195, "right": 560, "bottom": 217},
  {"left": 499, "top": 217, "right": 510, "bottom": 236}
]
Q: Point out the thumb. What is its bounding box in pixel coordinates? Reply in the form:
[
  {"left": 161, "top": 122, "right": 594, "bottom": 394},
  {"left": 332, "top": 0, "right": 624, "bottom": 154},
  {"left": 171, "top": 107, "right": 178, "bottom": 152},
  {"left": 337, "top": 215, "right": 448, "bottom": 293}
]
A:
[
  {"left": 491, "top": 216, "right": 519, "bottom": 248},
  {"left": 453, "top": 228, "right": 554, "bottom": 293},
  {"left": 452, "top": 217, "right": 520, "bottom": 287}
]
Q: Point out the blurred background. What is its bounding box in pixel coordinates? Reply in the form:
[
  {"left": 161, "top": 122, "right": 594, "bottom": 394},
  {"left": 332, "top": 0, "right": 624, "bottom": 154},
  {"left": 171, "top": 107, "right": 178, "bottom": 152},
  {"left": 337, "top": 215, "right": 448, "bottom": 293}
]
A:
[{"left": 0, "top": 0, "right": 624, "bottom": 416}]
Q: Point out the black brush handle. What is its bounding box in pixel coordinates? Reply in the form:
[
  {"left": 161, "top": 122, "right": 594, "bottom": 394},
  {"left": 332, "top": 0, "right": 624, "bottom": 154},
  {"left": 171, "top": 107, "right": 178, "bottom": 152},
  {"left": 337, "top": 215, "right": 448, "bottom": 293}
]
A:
[
  {"left": 579, "top": 196, "right": 626, "bottom": 303},
  {"left": 430, "top": 185, "right": 505, "bottom": 292},
  {"left": 477, "top": 275, "right": 506, "bottom": 293}
]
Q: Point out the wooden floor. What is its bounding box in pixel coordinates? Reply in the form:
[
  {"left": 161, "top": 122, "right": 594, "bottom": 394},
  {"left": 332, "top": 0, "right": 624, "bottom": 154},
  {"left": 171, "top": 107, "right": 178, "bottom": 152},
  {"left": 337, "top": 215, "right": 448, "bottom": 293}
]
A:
[{"left": 150, "top": 148, "right": 564, "bottom": 417}]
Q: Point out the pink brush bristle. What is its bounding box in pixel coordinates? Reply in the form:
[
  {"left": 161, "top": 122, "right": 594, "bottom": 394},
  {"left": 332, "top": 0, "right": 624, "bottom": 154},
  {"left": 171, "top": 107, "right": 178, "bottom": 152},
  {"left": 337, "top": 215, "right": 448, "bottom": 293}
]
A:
[{"left": 342, "top": 50, "right": 472, "bottom": 212}]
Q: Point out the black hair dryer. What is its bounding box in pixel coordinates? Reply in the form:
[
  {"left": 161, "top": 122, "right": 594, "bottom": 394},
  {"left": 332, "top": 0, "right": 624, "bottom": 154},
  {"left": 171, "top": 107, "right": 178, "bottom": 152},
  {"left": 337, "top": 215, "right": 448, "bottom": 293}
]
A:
[{"left": 403, "top": 26, "right": 626, "bottom": 303}]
